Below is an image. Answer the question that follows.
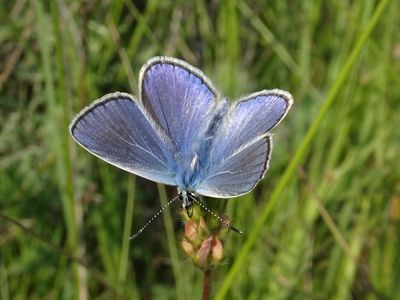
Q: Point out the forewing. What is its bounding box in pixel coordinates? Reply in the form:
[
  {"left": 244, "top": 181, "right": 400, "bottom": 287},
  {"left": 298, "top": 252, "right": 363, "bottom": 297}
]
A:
[
  {"left": 70, "top": 92, "right": 177, "bottom": 185},
  {"left": 139, "top": 57, "right": 220, "bottom": 160},
  {"left": 196, "top": 89, "right": 293, "bottom": 197}
]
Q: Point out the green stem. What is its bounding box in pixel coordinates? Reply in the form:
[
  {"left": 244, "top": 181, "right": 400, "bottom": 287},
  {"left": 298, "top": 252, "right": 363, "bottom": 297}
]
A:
[{"left": 118, "top": 175, "right": 136, "bottom": 284}]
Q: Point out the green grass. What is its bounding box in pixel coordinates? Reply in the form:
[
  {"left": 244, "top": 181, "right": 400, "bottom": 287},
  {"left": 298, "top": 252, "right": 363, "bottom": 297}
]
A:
[{"left": 1, "top": 0, "right": 399, "bottom": 299}]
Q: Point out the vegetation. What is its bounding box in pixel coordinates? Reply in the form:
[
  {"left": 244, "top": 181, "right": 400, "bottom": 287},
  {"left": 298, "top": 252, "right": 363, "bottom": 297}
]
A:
[{"left": 1, "top": 0, "right": 399, "bottom": 299}]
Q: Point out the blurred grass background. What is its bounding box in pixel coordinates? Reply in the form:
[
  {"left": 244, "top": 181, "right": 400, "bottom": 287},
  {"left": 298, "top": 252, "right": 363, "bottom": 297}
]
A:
[{"left": 0, "top": 0, "right": 399, "bottom": 299}]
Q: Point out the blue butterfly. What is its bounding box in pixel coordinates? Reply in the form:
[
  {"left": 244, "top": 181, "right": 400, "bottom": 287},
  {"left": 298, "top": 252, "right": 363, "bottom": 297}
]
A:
[{"left": 70, "top": 57, "right": 292, "bottom": 216}]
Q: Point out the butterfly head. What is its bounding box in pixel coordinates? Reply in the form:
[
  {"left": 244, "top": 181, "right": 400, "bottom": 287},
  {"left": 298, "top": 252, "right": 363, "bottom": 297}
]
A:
[{"left": 178, "top": 190, "right": 196, "bottom": 217}]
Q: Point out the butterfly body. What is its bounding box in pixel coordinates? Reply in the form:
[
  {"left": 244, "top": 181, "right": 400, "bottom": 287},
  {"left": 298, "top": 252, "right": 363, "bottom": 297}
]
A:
[
  {"left": 174, "top": 99, "right": 228, "bottom": 193},
  {"left": 70, "top": 57, "right": 293, "bottom": 209}
]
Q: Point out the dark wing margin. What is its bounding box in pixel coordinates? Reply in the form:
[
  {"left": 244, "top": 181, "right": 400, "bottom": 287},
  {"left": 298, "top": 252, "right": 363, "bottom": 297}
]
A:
[
  {"left": 138, "top": 56, "right": 226, "bottom": 164},
  {"left": 196, "top": 136, "right": 273, "bottom": 198},
  {"left": 196, "top": 89, "right": 292, "bottom": 197}
]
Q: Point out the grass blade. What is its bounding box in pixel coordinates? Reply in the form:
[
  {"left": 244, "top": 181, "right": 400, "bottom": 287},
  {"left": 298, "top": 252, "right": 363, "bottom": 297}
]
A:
[{"left": 215, "top": 0, "right": 390, "bottom": 298}]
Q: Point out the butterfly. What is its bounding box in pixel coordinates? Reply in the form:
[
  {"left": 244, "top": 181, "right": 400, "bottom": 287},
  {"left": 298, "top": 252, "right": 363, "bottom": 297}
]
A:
[{"left": 70, "top": 56, "right": 293, "bottom": 218}]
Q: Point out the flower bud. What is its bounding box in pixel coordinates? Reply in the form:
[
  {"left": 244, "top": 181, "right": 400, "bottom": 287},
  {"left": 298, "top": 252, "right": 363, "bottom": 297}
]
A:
[
  {"left": 181, "top": 239, "right": 195, "bottom": 257},
  {"left": 180, "top": 203, "right": 230, "bottom": 270},
  {"left": 184, "top": 220, "right": 198, "bottom": 242},
  {"left": 211, "top": 236, "right": 224, "bottom": 263},
  {"left": 196, "top": 237, "right": 213, "bottom": 268}
]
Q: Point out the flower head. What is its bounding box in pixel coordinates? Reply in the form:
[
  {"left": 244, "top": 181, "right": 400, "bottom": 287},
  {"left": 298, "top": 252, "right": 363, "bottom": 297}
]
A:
[{"left": 180, "top": 204, "right": 233, "bottom": 270}]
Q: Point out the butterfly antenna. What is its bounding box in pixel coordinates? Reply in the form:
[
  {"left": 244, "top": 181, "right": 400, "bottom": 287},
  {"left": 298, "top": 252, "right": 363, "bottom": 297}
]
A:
[
  {"left": 189, "top": 195, "right": 243, "bottom": 235},
  {"left": 129, "top": 195, "right": 180, "bottom": 240}
]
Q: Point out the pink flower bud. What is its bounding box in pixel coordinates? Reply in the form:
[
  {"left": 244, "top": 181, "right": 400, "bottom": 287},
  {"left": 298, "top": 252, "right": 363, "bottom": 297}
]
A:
[
  {"left": 181, "top": 239, "right": 195, "bottom": 257},
  {"left": 184, "top": 220, "right": 198, "bottom": 241},
  {"left": 196, "top": 237, "right": 213, "bottom": 268},
  {"left": 211, "top": 236, "right": 224, "bottom": 263}
]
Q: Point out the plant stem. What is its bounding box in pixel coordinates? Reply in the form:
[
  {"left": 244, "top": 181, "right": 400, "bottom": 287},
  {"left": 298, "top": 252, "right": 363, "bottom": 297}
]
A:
[{"left": 202, "top": 269, "right": 211, "bottom": 300}]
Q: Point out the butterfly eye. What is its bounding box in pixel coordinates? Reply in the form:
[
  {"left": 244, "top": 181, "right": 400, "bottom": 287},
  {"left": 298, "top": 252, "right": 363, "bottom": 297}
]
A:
[{"left": 178, "top": 193, "right": 184, "bottom": 202}]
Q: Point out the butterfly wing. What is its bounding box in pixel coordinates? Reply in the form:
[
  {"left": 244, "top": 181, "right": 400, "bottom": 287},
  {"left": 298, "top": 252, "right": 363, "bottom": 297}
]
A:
[
  {"left": 196, "top": 90, "right": 293, "bottom": 197},
  {"left": 70, "top": 92, "right": 177, "bottom": 185},
  {"left": 139, "top": 57, "right": 223, "bottom": 163}
]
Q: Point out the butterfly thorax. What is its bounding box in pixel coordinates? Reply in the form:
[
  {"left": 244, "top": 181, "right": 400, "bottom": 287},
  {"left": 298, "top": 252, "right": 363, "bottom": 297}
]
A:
[
  {"left": 175, "top": 101, "right": 228, "bottom": 192},
  {"left": 175, "top": 152, "right": 204, "bottom": 191}
]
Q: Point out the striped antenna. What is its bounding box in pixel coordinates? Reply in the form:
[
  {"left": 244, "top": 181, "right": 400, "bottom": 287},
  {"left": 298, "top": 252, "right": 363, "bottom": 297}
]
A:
[
  {"left": 129, "top": 195, "right": 180, "bottom": 240},
  {"left": 188, "top": 194, "right": 243, "bottom": 234}
]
